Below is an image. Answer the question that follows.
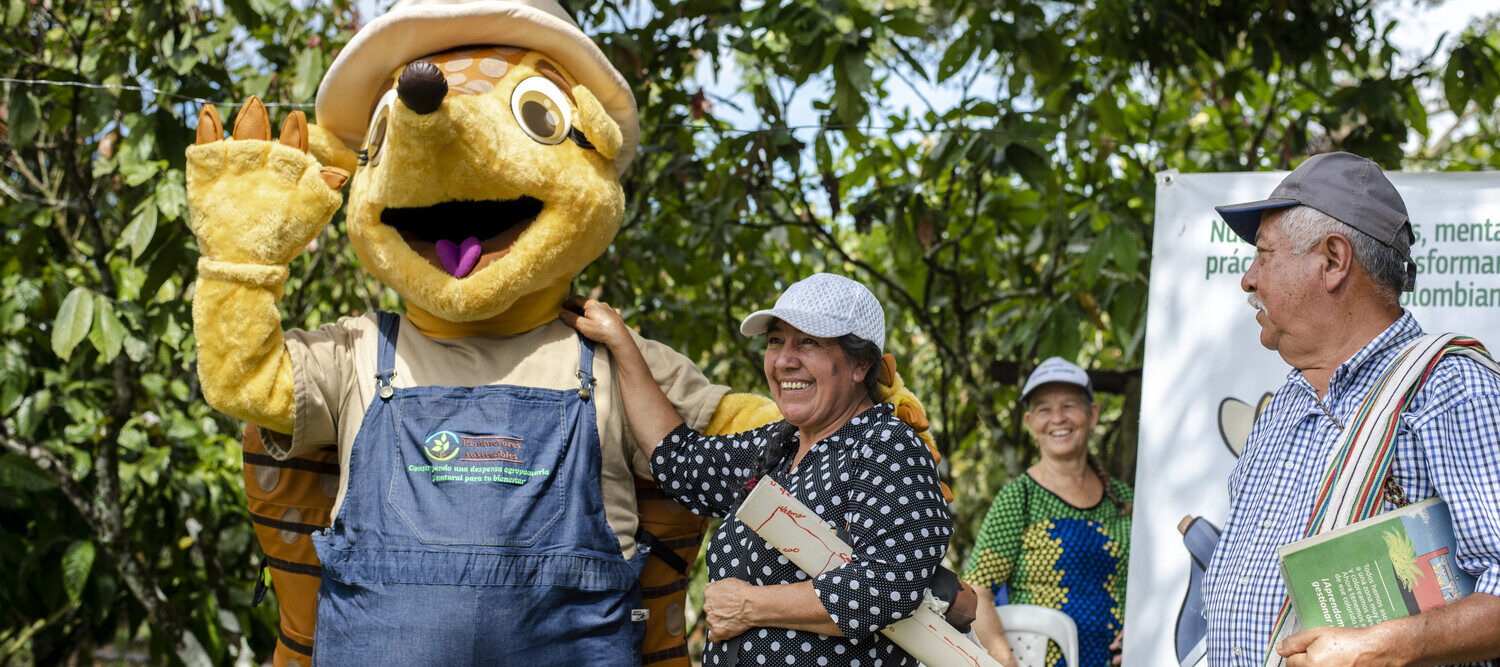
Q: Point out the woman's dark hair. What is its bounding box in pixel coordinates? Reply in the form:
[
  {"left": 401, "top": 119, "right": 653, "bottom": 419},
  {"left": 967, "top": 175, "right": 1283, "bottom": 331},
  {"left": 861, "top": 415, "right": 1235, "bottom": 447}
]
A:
[
  {"left": 750, "top": 422, "right": 798, "bottom": 487},
  {"left": 1086, "top": 452, "right": 1131, "bottom": 517},
  {"left": 835, "top": 333, "right": 883, "bottom": 404}
]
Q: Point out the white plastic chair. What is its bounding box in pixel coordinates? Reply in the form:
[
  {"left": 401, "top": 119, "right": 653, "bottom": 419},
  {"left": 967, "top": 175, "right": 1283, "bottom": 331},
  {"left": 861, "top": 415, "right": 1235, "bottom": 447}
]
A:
[{"left": 995, "top": 604, "right": 1080, "bottom": 667}]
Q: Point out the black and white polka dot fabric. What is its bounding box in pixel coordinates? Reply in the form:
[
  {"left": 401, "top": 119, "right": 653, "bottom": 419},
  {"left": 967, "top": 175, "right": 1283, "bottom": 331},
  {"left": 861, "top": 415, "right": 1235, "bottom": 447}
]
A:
[{"left": 651, "top": 403, "right": 952, "bottom": 667}]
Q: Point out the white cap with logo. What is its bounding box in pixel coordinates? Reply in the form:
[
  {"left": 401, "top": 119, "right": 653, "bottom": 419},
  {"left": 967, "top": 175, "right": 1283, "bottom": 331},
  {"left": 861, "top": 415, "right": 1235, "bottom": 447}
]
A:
[
  {"left": 739, "top": 273, "right": 886, "bottom": 352},
  {"left": 1021, "top": 357, "right": 1094, "bottom": 403}
]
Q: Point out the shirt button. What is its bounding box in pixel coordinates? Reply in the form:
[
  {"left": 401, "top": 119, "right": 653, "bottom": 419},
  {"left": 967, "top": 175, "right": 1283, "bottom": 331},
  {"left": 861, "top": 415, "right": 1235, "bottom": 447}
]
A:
[
  {"left": 1282, "top": 460, "right": 1294, "bottom": 469},
  {"left": 1233, "top": 646, "right": 1243, "bottom": 657},
  {"left": 1239, "top": 576, "right": 1249, "bottom": 586},
  {"left": 1260, "top": 519, "right": 1273, "bottom": 528}
]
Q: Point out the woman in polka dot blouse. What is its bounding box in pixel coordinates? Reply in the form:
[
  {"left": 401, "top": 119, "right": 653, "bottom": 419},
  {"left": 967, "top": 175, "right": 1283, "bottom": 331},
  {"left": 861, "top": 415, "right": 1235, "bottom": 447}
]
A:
[
  {"left": 963, "top": 358, "right": 1132, "bottom": 667},
  {"left": 562, "top": 274, "right": 952, "bottom": 667}
]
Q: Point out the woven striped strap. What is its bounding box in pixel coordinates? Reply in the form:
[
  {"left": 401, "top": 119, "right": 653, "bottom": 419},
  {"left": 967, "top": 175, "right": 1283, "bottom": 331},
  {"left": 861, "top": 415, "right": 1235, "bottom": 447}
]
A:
[{"left": 1262, "top": 334, "right": 1499, "bottom": 666}]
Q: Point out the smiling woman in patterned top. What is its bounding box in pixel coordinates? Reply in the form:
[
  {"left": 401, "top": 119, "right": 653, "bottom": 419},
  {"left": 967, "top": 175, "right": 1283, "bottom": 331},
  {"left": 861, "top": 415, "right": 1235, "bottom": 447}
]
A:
[
  {"left": 562, "top": 273, "right": 952, "bottom": 667},
  {"left": 964, "top": 357, "right": 1132, "bottom": 667}
]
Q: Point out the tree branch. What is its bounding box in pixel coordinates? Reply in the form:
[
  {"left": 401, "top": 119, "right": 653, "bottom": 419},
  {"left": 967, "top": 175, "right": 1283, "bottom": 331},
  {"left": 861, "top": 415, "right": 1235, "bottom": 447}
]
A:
[
  {"left": 0, "top": 423, "right": 203, "bottom": 662},
  {"left": 0, "top": 425, "right": 107, "bottom": 530},
  {"left": 1246, "top": 63, "right": 1286, "bottom": 166}
]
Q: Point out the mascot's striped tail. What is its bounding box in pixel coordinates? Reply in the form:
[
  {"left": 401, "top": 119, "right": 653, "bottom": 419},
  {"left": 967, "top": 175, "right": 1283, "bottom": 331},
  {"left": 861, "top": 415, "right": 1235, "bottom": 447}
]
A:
[
  {"left": 636, "top": 478, "right": 710, "bottom": 666},
  {"left": 240, "top": 425, "right": 336, "bottom": 667}
]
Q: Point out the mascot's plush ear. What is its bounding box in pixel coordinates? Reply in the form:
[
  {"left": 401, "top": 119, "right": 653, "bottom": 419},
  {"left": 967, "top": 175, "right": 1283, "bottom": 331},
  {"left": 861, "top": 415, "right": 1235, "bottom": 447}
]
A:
[
  {"left": 308, "top": 123, "right": 361, "bottom": 175},
  {"left": 572, "top": 84, "right": 622, "bottom": 162}
]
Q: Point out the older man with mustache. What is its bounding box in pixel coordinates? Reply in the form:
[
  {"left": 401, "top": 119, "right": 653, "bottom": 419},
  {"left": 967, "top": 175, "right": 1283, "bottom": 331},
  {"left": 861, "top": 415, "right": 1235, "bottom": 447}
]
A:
[{"left": 1201, "top": 152, "right": 1500, "bottom": 667}]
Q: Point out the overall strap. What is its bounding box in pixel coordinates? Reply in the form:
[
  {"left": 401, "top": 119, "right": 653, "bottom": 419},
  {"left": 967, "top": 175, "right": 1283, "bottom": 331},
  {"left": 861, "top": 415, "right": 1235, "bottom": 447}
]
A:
[
  {"left": 374, "top": 312, "right": 400, "bottom": 400},
  {"left": 576, "top": 335, "right": 598, "bottom": 400},
  {"left": 1264, "top": 333, "right": 1499, "bottom": 666}
]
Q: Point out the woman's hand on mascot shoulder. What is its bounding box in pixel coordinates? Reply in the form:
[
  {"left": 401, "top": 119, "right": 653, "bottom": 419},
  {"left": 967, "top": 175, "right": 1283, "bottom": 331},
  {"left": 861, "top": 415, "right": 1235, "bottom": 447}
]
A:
[
  {"left": 185, "top": 96, "right": 347, "bottom": 266},
  {"left": 560, "top": 296, "right": 634, "bottom": 351}
]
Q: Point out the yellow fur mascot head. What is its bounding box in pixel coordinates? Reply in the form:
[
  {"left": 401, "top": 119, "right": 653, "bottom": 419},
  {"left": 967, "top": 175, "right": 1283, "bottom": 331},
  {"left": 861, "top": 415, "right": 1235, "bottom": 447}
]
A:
[{"left": 309, "top": 0, "right": 638, "bottom": 326}]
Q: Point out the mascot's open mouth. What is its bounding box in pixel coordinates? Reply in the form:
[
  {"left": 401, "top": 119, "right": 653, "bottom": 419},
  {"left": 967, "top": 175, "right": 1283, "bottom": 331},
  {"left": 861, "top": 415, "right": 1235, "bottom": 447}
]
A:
[{"left": 382, "top": 197, "right": 544, "bottom": 278}]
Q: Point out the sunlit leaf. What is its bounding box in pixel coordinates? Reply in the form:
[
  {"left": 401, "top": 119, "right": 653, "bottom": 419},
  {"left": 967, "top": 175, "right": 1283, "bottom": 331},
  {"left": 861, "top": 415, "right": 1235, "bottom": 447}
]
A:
[
  {"left": 0, "top": 454, "right": 56, "bottom": 492},
  {"left": 156, "top": 178, "right": 187, "bottom": 221},
  {"left": 122, "top": 197, "right": 159, "bottom": 261},
  {"left": 4, "top": 0, "right": 23, "bottom": 27},
  {"left": 52, "top": 288, "right": 95, "bottom": 362},
  {"left": 61, "top": 541, "right": 96, "bottom": 605},
  {"left": 90, "top": 301, "right": 126, "bottom": 362}
]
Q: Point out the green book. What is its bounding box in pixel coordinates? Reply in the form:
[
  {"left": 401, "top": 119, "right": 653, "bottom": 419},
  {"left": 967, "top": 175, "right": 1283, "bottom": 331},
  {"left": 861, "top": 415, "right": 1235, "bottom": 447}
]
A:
[{"left": 1277, "top": 497, "right": 1477, "bottom": 628}]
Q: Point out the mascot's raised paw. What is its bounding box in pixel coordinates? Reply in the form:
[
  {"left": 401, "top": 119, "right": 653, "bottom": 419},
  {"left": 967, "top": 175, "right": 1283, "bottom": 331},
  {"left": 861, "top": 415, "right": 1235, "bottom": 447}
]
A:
[{"left": 186, "top": 96, "right": 346, "bottom": 266}]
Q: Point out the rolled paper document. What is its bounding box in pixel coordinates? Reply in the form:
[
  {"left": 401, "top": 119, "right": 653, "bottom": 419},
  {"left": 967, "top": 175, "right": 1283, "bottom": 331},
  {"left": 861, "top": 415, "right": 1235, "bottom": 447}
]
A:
[{"left": 735, "top": 476, "right": 1002, "bottom": 667}]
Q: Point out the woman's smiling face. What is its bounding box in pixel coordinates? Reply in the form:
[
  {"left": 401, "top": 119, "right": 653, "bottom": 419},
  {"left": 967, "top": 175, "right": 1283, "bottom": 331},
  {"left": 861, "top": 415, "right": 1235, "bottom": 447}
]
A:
[
  {"left": 763, "top": 320, "right": 871, "bottom": 437},
  {"left": 1023, "top": 384, "right": 1099, "bottom": 460}
]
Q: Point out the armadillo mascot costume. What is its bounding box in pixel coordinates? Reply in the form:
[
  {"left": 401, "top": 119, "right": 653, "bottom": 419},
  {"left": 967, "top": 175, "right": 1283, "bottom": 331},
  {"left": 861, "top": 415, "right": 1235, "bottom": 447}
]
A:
[{"left": 184, "top": 0, "right": 942, "bottom": 664}]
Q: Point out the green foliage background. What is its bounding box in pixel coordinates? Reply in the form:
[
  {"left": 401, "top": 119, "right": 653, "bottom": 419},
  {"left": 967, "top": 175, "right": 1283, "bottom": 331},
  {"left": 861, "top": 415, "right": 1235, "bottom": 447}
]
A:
[{"left": 3, "top": 0, "right": 1499, "bottom": 662}]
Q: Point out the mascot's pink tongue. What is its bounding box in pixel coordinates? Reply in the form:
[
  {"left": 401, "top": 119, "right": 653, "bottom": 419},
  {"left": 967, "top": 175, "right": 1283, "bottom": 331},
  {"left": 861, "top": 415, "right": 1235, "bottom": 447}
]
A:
[{"left": 435, "top": 237, "right": 482, "bottom": 278}]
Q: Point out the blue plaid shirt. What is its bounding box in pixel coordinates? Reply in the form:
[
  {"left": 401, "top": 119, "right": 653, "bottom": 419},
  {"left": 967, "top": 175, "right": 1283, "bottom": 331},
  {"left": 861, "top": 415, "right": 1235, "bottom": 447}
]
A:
[{"left": 1203, "top": 312, "right": 1500, "bottom": 666}]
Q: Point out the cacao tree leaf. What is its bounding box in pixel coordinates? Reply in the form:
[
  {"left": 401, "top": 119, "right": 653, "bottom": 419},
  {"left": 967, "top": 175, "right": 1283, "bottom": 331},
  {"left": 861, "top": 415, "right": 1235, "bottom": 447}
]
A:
[
  {"left": 61, "top": 541, "right": 95, "bottom": 605},
  {"left": 52, "top": 288, "right": 95, "bottom": 362}
]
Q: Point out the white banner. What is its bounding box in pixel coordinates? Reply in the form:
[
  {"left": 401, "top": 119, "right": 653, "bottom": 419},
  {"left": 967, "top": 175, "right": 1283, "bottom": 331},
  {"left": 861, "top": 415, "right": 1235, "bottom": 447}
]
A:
[{"left": 1123, "top": 169, "right": 1500, "bottom": 667}]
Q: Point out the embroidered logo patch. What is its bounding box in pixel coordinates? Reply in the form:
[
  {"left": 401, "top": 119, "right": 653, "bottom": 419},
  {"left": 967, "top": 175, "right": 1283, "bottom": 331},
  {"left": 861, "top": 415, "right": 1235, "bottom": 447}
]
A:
[
  {"left": 412, "top": 431, "right": 552, "bottom": 484},
  {"left": 457, "top": 435, "right": 526, "bottom": 463},
  {"left": 423, "top": 430, "right": 461, "bottom": 462}
]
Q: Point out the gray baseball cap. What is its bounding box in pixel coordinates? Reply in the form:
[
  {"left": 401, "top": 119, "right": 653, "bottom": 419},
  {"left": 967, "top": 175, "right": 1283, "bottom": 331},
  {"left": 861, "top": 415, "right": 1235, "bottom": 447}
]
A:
[
  {"left": 740, "top": 273, "right": 886, "bottom": 351},
  {"left": 1214, "top": 152, "right": 1416, "bottom": 290},
  {"left": 1021, "top": 357, "right": 1094, "bottom": 404}
]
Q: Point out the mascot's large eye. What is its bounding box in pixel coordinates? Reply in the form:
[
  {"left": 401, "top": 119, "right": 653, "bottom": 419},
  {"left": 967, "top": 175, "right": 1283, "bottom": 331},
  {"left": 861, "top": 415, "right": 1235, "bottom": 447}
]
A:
[
  {"left": 361, "top": 88, "right": 398, "bottom": 167},
  {"left": 510, "top": 76, "right": 572, "bottom": 145}
]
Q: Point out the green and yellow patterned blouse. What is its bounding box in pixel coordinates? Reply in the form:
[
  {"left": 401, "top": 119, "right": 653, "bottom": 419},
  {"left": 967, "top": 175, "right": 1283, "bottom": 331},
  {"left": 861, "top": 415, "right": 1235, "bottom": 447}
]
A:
[{"left": 962, "top": 473, "right": 1132, "bottom": 667}]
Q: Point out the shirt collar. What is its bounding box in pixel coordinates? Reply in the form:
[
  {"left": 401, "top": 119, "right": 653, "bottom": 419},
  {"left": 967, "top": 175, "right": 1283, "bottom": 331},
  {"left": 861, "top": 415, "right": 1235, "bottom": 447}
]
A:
[
  {"left": 778, "top": 403, "right": 893, "bottom": 457},
  {"left": 1290, "top": 310, "right": 1423, "bottom": 402},
  {"left": 826, "top": 402, "right": 893, "bottom": 450}
]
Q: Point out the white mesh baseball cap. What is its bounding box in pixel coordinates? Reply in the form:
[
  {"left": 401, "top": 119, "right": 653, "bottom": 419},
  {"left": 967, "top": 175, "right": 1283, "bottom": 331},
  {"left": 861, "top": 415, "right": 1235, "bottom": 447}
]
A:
[
  {"left": 1020, "top": 357, "right": 1094, "bottom": 403},
  {"left": 740, "top": 273, "right": 886, "bottom": 351}
]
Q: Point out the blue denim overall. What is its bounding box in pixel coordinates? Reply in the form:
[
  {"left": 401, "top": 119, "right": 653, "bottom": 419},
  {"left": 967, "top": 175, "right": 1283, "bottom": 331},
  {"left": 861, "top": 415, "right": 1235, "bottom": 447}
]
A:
[{"left": 312, "top": 313, "right": 643, "bottom": 664}]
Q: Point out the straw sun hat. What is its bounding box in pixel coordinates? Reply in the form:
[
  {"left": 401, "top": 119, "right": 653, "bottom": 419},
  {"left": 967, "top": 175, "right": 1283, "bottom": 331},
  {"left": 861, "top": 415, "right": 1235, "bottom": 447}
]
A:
[{"left": 313, "top": 0, "right": 640, "bottom": 174}]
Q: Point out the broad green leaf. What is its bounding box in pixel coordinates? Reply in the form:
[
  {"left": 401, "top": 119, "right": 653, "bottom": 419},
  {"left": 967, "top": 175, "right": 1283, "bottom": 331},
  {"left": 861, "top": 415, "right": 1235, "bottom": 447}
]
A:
[
  {"left": 52, "top": 288, "right": 95, "bottom": 361},
  {"left": 937, "top": 32, "right": 977, "bottom": 80},
  {"left": 1110, "top": 225, "right": 1141, "bottom": 277},
  {"left": 123, "top": 334, "right": 150, "bottom": 363},
  {"left": 1082, "top": 236, "right": 1110, "bottom": 279},
  {"left": 89, "top": 301, "right": 126, "bottom": 362},
  {"left": 156, "top": 178, "right": 187, "bottom": 221},
  {"left": 61, "top": 541, "right": 96, "bottom": 605},
  {"left": 1094, "top": 95, "right": 1128, "bottom": 137},
  {"left": 885, "top": 15, "right": 925, "bottom": 38},
  {"left": 0, "top": 454, "right": 56, "bottom": 492},
  {"left": 6, "top": 88, "right": 40, "bottom": 148},
  {"left": 122, "top": 197, "right": 159, "bottom": 261},
  {"left": 1444, "top": 47, "right": 1471, "bottom": 116},
  {"left": 292, "top": 48, "right": 323, "bottom": 101},
  {"left": 11, "top": 389, "right": 50, "bottom": 440}
]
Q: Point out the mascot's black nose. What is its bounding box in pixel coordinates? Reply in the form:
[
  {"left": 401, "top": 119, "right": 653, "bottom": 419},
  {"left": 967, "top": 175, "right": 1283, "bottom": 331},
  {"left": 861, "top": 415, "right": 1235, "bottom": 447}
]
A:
[{"left": 397, "top": 61, "right": 447, "bottom": 115}]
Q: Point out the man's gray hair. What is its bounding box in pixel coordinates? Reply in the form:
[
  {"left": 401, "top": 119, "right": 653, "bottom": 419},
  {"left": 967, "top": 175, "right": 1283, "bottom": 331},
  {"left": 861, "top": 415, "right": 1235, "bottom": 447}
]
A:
[{"left": 1279, "top": 205, "right": 1406, "bottom": 303}]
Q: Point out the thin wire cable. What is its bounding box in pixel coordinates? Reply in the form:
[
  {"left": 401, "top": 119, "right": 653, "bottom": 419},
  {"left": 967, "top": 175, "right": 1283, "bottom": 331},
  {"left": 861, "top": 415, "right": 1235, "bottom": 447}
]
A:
[
  {"left": 0, "top": 76, "right": 992, "bottom": 134},
  {"left": 0, "top": 76, "right": 314, "bottom": 109}
]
